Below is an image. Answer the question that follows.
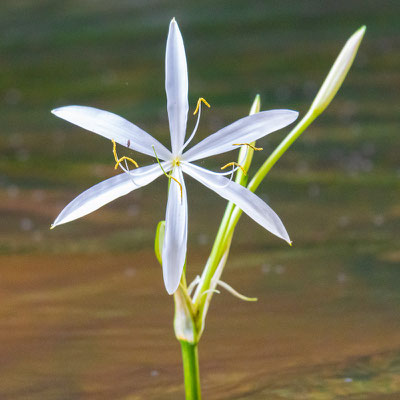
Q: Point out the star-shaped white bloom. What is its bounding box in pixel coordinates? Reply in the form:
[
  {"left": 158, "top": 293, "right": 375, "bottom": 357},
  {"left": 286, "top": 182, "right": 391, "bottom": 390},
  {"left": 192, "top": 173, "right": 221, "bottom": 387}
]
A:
[{"left": 51, "top": 19, "right": 298, "bottom": 294}]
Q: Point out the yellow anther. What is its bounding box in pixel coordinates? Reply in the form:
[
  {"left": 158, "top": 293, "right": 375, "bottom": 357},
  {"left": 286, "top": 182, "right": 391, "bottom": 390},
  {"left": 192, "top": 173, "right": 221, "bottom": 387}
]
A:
[
  {"left": 152, "top": 146, "right": 183, "bottom": 201},
  {"left": 233, "top": 143, "right": 263, "bottom": 151},
  {"left": 193, "top": 97, "right": 211, "bottom": 115},
  {"left": 114, "top": 156, "right": 139, "bottom": 170},
  {"left": 112, "top": 139, "right": 139, "bottom": 170},
  {"left": 112, "top": 139, "right": 119, "bottom": 162},
  {"left": 221, "top": 162, "right": 247, "bottom": 176}
]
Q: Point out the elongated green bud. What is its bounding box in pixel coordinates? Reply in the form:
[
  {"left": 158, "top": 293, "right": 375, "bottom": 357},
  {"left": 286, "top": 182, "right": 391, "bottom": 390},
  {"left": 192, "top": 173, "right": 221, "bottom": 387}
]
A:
[{"left": 310, "top": 26, "right": 366, "bottom": 116}]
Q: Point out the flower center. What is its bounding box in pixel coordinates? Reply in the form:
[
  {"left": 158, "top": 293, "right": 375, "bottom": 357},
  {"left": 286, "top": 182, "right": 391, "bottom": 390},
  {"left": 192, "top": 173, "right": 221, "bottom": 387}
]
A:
[
  {"left": 172, "top": 157, "right": 181, "bottom": 167},
  {"left": 152, "top": 146, "right": 183, "bottom": 201}
]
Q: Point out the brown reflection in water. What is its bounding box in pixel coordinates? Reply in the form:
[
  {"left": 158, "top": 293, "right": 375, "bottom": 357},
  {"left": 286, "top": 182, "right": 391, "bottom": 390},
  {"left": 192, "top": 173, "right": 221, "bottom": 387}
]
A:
[{"left": 0, "top": 249, "right": 399, "bottom": 399}]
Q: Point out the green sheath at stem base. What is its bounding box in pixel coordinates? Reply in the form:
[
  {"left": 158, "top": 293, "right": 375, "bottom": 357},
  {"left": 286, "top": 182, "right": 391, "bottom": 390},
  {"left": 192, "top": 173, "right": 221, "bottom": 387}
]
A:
[{"left": 180, "top": 341, "right": 202, "bottom": 400}]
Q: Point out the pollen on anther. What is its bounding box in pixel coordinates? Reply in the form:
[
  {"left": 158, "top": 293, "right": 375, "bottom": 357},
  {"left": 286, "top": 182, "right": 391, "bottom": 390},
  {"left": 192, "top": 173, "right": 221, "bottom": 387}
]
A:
[
  {"left": 112, "top": 139, "right": 139, "bottom": 170},
  {"left": 193, "top": 97, "right": 211, "bottom": 115},
  {"left": 233, "top": 143, "right": 263, "bottom": 151},
  {"left": 221, "top": 161, "right": 247, "bottom": 176}
]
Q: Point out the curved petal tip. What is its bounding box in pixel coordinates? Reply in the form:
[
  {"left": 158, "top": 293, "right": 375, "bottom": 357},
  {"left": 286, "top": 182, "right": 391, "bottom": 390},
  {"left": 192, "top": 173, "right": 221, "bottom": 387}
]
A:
[
  {"left": 289, "top": 110, "right": 299, "bottom": 123},
  {"left": 170, "top": 18, "right": 178, "bottom": 29},
  {"left": 51, "top": 107, "right": 72, "bottom": 117},
  {"left": 165, "top": 278, "right": 180, "bottom": 295}
]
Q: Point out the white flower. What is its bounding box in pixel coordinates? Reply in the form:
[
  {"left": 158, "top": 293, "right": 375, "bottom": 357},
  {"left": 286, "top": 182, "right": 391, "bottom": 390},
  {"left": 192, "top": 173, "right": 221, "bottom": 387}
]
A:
[{"left": 51, "top": 19, "right": 298, "bottom": 294}]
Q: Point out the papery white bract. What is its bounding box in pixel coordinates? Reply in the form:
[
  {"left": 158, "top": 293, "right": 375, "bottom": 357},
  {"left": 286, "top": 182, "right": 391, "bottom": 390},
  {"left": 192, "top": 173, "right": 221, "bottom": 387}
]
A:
[{"left": 51, "top": 19, "right": 298, "bottom": 294}]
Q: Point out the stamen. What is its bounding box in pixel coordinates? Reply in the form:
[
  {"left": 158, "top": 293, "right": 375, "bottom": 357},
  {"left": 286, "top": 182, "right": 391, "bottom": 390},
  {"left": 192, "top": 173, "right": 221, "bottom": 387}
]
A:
[
  {"left": 216, "top": 168, "right": 239, "bottom": 176},
  {"left": 187, "top": 275, "right": 201, "bottom": 297},
  {"left": 169, "top": 176, "right": 183, "bottom": 201},
  {"left": 114, "top": 156, "right": 138, "bottom": 170},
  {"left": 109, "top": 140, "right": 139, "bottom": 187},
  {"left": 123, "top": 159, "right": 139, "bottom": 187},
  {"left": 217, "top": 280, "right": 257, "bottom": 302},
  {"left": 112, "top": 140, "right": 139, "bottom": 170},
  {"left": 210, "top": 171, "right": 234, "bottom": 188},
  {"left": 152, "top": 146, "right": 183, "bottom": 201},
  {"left": 112, "top": 139, "right": 118, "bottom": 161},
  {"left": 221, "top": 162, "right": 247, "bottom": 176},
  {"left": 193, "top": 97, "right": 210, "bottom": 115},
  {"left": 233, "top": 143, "right": 263, "bottom": 151},
  {"left": 201, "top": 288, "right": 220, "bottom": 298},
  {"left": 182, "top": 97, "right": 211, "bottom": 152}
]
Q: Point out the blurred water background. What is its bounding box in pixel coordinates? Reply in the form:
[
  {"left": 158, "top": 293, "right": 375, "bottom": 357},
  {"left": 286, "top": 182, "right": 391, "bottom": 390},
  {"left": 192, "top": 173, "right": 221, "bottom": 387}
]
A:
[{"left": 0, "top": 0, "right": 399, "bottom": 399}]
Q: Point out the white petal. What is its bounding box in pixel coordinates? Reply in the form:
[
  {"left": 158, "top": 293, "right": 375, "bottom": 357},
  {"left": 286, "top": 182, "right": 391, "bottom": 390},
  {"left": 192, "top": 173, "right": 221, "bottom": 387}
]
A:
[
  {"left": 183, "top": 110, "right": 298, "bottom": 162},
  {"left": 182, "top": 162, "right": 290, "bottom": 243},
  {"left": 52, "top": 162, "right": 170, "bottom": 227},
  {"left": 52, "top": 106, "right": 172, "bottom": 160},
  {"left": 162, "top": 166, "right": 188, "bottom": 294},
  {"left": 165, "top": 18, "right": 189, "bottom": 155}
]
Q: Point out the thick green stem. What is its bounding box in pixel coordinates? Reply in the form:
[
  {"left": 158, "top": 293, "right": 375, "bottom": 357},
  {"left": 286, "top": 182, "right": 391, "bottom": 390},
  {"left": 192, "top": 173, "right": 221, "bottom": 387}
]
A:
[{"left": 180, "top": 341, "right": 201, "bottom": 400}]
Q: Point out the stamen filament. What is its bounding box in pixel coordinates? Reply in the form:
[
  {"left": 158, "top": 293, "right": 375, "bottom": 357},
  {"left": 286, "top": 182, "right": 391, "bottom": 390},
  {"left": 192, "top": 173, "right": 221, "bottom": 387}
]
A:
[
  {"left": 152, "top": 145, "right": 183, "bottom": 201},
  {"left": 201, "top": 288, "right": 220, "bottom": 297},
  {"left": 187, "top": 275, "right": 201, "bottom": 297},
  {"left": 221, "top": 162, "right": 247, "bottom": 176},
  {"left": 233, "top": 143, "right": 263, "bottom": 151},
  {"left": 217, "top": 280, "right": 257, "bottom": 302},
  {"left": 123, "top": 159, "right": 139, "bottom": 186},
  {"left": 182, "top": 97, "right": 211, "bottom": 151},
  {"left": 112, "top": 140, "right": 139, "bottom": 170}
]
